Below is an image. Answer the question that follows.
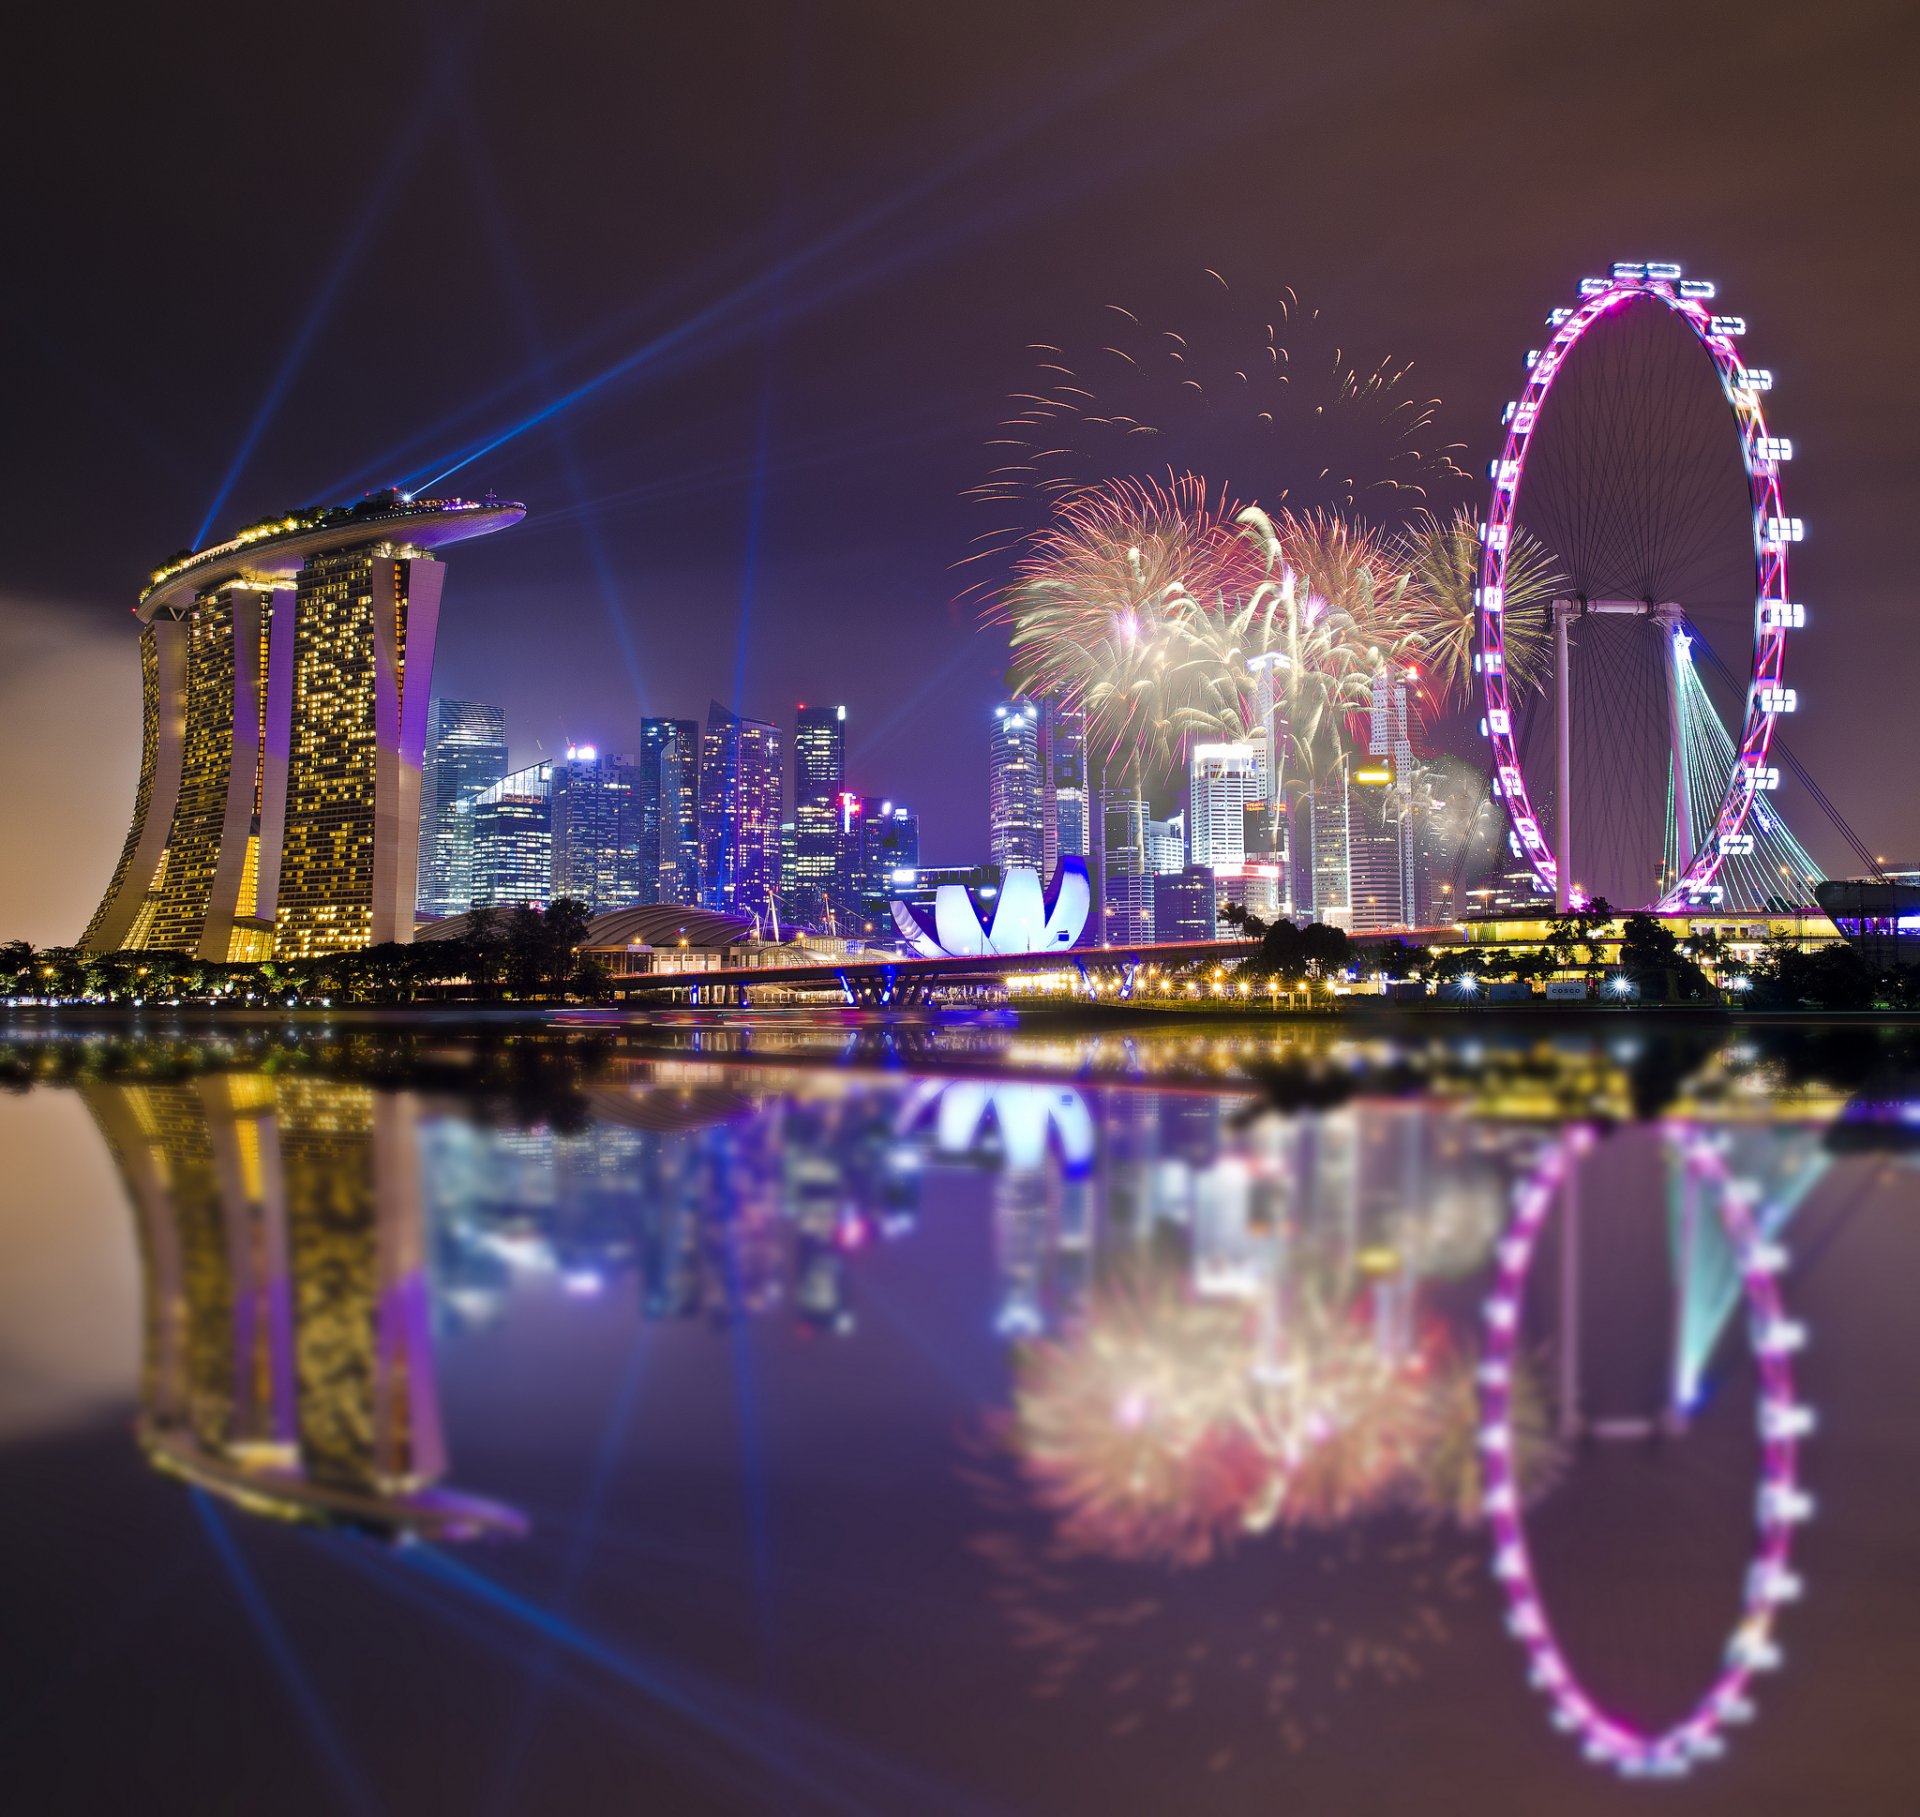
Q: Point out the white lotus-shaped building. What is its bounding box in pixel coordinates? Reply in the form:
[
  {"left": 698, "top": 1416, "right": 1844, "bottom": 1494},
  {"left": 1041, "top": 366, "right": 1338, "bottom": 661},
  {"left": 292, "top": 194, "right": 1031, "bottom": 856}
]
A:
[{"left": 890, "top": 860, "right": 1090, "bottom": 959}]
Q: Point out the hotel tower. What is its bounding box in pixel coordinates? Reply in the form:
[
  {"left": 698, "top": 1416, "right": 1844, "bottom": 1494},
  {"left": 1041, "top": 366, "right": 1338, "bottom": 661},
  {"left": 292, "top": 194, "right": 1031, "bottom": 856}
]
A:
[{"left": 81, "top": 493, "right": 524, "bottom": 960}]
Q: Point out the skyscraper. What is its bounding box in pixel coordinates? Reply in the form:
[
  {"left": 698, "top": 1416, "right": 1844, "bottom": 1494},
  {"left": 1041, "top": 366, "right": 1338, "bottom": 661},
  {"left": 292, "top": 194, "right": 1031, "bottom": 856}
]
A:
[
  {"left": 848, "top": 798, "right": 919, "bottom": 926},
  {"left": 1303, "top": 768, "right": 1353, "bottom": 929},
  {"left": 1188, "top": 743, "right": 1258, "bottom": 871},
  {"left": 1147, "top": 813, "right": 1188, "bottom": 875},
  {"left": 699, "top": 700, "right": 783, "bottom": 919},
  {"left": 1098, "top": 787, "right": 1153, "bottom": 944},
  {"left": 636, "top": 717, "right": 700, "bottom": 905},
  {"left": 418, "top": 699, "right": 507, "bottom": 917},
  {"left": 792, "top": 704, "right": 845, "bottom": 925},
  {"left": 468, "top": 762, "right": 553, "bottom": 909},
  {"left": 989, "top": 700, "right": 1044, "bottom": 873},
  {"left": 1349, "top": 667, "right": 1421, "bottom": 931},
  {"left": 1041, "top": 697, "right": 1088, "bottom": 875},
  {"left": 83, "top": 494, "right": 524, "bottom": 959},
  {"left": 550, "top": 744, "right": 639, "bottom": 911}
]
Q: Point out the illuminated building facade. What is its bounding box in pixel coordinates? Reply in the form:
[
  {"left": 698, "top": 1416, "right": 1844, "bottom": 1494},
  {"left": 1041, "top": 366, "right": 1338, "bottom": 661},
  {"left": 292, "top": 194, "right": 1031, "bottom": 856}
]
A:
[
  {"left": 550, "top": 744, "right": 639, "bottom": 911},
  {"left": 793, "top": 704, "right": 846, "bottom": 925},
  {"left": 469, "top": 761, "right": 553, "bottom": 909},
  {"left": 82, "top": 495, "right": 523, "bottom": 958},
  {"left": 850, "top": 799, "right": 919, "bottom": 924},
  {"left": 418, "top": 698, "right": 506, "bottom": 917},
  {"left": 1189, "top": 743, "right": 1257, "bottom": 871},
  {"left": 699, "top": 700, "right": 783, "bottom": 918},
  {"left": 637, "top": 716, "right": 701, "bottom": 905},
  {"left": 1148, "top": 813, "right": 1187, "bottom": 876},
  {"left": 1154, "top": 866, "right": 1216, "bottom": 941},
  {"left": 989, "top": 700, "right": 1045, "bottom": 873},
  {"left": 1097, "top": 787, "right": 1153, "bottom": 944},
  {"left": 1041, "top": 698, "right": 1088, "bottom": 875}
]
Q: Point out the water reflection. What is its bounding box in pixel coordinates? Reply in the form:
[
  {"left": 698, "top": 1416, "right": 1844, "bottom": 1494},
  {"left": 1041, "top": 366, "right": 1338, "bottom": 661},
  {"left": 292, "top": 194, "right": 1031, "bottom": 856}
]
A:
[
  {"left": 6, "top": 1019, "right": 1912, "bottom": 1802},
  {"left": 81, "top": 1073, "right": 524, "bottom": 1541}
]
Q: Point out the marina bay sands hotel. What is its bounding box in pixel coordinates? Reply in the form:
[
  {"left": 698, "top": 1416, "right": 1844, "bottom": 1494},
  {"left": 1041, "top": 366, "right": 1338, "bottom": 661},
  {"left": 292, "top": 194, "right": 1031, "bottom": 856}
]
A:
[{"left": 82, "top": 492, "right": 523, "bottom": 961}]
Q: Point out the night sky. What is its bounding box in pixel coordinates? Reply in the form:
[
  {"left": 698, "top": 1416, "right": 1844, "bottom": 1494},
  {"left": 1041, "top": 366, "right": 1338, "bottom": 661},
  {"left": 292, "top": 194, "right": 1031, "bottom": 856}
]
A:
[{"left": 1, "top": 0, "right": 1913, "bottom": 942}]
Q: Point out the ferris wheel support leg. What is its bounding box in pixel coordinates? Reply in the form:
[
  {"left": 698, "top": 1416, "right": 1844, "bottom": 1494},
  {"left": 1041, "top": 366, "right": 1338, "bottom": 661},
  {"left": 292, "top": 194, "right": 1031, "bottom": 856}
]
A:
[
  {"left": 1656, "top": 603, "right": 1694, "bottom": 882},
  {"left": 1553, "top": 600, "right": 1576, "bottom": 912}
]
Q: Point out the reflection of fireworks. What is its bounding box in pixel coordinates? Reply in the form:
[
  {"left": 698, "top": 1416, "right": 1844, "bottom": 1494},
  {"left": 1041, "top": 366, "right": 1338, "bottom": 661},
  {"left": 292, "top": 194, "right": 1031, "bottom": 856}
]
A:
[
  {"left": 966, "top": 270, "right": 1471, "bottom": 578},
  {"left": 1413, "top": 1348, "right": 1564, "bottom": 1527},
  {"left": 1391, "top": 505, "right": 1563, "bottom": 702},
  {"left": 1009, "top": 1280, "right": 1451, "bottom": 1565},
  {"left": 1011, "top": 1281, "right": 1270, "bottom": 1566}
]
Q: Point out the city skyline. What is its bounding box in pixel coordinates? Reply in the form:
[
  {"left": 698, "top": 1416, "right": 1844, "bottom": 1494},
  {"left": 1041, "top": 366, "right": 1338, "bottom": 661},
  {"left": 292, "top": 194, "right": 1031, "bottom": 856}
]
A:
[{"left": 1, "top": 3, "right": 1913, "bottom": 944}]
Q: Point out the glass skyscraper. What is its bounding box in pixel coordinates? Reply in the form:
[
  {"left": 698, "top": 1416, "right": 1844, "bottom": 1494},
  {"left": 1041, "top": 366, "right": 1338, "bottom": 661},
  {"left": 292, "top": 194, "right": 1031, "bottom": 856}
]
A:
[
  {"left": 468, "top": 761, "right": 553, "bottom": 909},
  {"left": 550, "top": 745, "right": 639, "bottom": 911},
  {"left": 1041, "top": 697, "right": 1088, "bottom": 876},
  {"left": 1098, "top": 787, "right": 1153, "bottom": 944},
  {"left": 1188, "top": 743, "right": 1258, "bottom": 871},
  {"left": 989, "top": 700, "right": 1044, "bottom": 874},
  {"left": 699, "top": 701, "right": 783, "bottom": 919},
  {"left": 792, "top": 704, "right": 846, "bottom": 926},
  {"left": 637, "top": 717, "right": 700, "bottom": 905},
  {"left": 418, "top": 698, "right": 507, "bottom": 918}
]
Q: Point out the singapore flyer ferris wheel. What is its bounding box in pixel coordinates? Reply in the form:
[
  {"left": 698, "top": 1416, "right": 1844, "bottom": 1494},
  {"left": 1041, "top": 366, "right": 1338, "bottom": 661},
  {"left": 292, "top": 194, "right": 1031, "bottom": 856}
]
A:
[{"left": 1476, "top": 262, "right": 1812, "bottom": 914}]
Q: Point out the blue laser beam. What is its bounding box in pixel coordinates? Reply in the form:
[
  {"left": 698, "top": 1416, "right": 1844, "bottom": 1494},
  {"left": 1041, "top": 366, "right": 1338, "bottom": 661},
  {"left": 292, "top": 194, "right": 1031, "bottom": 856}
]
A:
[{"left": 193, "top": 1492, "right": 383, "bottom": 1817}]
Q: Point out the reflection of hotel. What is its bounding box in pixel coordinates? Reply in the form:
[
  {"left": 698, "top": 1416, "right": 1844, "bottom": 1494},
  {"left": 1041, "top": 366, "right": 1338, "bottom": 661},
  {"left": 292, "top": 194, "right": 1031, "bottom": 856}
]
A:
[
  {"left": 83, "top": 1073, "right": 521, "bottom": 1540},
  {"left": 82, "top": 494, "right": 523, "bottom": 960}
]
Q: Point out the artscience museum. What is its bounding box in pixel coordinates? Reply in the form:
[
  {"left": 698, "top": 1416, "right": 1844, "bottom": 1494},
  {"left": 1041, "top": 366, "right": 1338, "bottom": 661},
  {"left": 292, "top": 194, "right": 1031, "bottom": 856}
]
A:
[{"left": 890, "top": 860, "right": 1090, "bottom": 959}]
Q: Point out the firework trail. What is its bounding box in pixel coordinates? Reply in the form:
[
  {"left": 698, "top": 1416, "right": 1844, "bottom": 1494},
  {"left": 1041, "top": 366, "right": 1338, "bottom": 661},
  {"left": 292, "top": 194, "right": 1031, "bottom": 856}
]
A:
[
  {"left": 961, "top": 268, "right": 1471, "bottom": 597},
  {"left": 987, "top": 472, "right": 1264, "bottom": 785}
]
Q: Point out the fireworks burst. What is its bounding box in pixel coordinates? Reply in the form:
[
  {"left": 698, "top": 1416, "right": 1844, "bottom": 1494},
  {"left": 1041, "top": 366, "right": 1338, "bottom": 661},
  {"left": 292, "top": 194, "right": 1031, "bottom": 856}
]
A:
[
  {"left": 963, "top": 269, "right": 1471, "bottom": 593},
  {"left": 989, "top": 472, "right": 1264, "bottom": 783},
  {"left": 1391, "top": 506, "right": 1564, "bottom": 703},
  {"left": 1183, "top": 505, "right": 1425, "bottom": 786}
]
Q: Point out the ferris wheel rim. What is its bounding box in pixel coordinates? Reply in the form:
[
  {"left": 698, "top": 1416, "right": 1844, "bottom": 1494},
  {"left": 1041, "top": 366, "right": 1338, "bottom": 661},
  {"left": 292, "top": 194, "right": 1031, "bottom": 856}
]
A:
[{"left": 1476, "top": 264, "right": 1798, "bottom": 912}]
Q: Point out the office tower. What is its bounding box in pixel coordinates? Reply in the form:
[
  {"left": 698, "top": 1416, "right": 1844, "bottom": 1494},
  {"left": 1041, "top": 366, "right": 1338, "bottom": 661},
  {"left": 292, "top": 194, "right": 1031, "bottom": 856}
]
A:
[
  {"left": 1189, "top": 743, "right": 1258, "bottom": 871},
  {"left": 699, "top": 700, "right": 783, "bottom": 918},
  {"left": 792, "top": 704, "right": 845, "bottom": 925},
  {"left": 1350, "top": 669, "right": 1420, "bottom": 932},
  {"left": 1097, "top": 786, "right": 1153, "bottom": 944},
  {"left": 418, "top": 699, "right": 507, "bottom": 917},
  {"left": 468, "top": 762, "right": 553, "bottom": 908},
  {"left": 550, "top": 744, "right": 639, "bottom": 912},
  {"left": 1041, "top": 697, "right": 1088, "bottom": 875},
  {"left": 637, "top": 716, "right": 700, "bottom": 905},
  {"left": 1300, "top": 766, "right": 1353, "bottom": 928},
  {"left": 1147, "top": 812, "right": 1187, "bottom": 876},
  {"left": 1153, "top": 867, "right": 1216, "bottom": 942},
  {"left": 989, "top": 700, "right": 1045, "bottom": 873},
  {"left": 83, "top": 494, "right": 524, "bottom": 959},
  {"left": 779, "top": 821, "right": 798, "bottom": 903},
  {"left": 849, "top": 798, "right": 919, "bottom": 924}
]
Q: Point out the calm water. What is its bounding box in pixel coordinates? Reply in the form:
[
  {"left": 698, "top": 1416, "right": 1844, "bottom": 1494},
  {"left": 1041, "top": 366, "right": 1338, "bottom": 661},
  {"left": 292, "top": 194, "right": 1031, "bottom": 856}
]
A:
[{"left": 2, "top": 1015, "right": 1916, "bottom": 1816}]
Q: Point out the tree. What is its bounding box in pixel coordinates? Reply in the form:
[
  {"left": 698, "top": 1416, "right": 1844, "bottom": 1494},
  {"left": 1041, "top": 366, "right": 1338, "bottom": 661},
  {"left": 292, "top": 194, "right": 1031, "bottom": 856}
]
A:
[
  {"left": 544, "top": 898, "right": 593, "bottom": 996},
  {"left": 1366, "top": 938, "right": 1430, "bottom": 980},
  {"left": 1218, "top": 901, "right": 1270, "bottom": 940}
]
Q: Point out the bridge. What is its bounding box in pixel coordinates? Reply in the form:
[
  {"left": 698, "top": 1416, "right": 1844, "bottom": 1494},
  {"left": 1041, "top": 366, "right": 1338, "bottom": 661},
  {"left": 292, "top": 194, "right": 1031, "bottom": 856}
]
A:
[{"left": 607, "top": 928, "right": 1464, "bottom": 1007}]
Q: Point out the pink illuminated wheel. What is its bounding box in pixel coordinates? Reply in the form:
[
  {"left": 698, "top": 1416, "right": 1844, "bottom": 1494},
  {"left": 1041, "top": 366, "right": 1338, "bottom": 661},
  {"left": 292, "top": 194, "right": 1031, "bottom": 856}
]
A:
[
  {"left": 1477, "top": 1125, "right": 1810, "bottom": 1779},
  {"left": 1477, "top": 263, "right": 1799, "bottom": 910}
]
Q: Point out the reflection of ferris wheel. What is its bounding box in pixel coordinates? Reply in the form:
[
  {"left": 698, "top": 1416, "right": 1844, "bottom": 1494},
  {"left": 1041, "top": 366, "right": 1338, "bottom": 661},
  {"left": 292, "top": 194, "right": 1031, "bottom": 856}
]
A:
[
  {"left": 1477, "top": 1124, "right": 1814, "bottom": 1779},
  {"left": 1477, "top": 262, "right": 1809, "bottom": 912}
]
